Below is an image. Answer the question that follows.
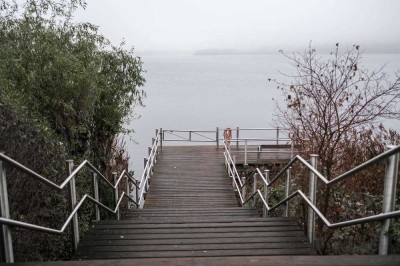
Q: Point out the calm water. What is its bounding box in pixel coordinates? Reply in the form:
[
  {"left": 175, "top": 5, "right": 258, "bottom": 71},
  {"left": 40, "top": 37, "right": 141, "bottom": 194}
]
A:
[{"left": 127, "top": 54, "right": 400, "bottom": 176}]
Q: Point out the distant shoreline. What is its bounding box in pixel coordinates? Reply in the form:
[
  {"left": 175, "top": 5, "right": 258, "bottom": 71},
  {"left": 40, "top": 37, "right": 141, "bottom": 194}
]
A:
[{"left": 193, "top": 48, "right": 400, "bottom": 56}]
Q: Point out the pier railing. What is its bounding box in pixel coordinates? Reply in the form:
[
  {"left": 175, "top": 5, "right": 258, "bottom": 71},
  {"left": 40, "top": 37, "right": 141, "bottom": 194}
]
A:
[
  {"left": 223, "top": 141, "right": 400, "bottom": 255},
  {"left": 161, "top": 127, "right": 293, "bottom": 163}
]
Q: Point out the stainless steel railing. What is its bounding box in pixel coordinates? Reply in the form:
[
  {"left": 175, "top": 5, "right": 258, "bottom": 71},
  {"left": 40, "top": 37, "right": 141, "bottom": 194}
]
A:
[
  {"left": 161, "top": 127, "right": 291, "bottom": 151},
  {"left": 223, "top": 141, "right": 400, "bottom": 255},
  {"left": 137, "top": 129, "right": 162, "bottom": 208},
  {"left": 0, "top": 130, "right": 162, "bottom": 263}
]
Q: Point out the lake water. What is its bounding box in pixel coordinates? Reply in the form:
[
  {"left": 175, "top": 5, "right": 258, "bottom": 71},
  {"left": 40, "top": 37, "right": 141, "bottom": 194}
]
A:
[{"left": 126, "top": 53, "right": 400, "bottom": 176}]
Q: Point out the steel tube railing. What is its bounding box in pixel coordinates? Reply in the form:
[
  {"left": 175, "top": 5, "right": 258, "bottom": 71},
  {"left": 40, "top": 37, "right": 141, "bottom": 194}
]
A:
[
  {"left": 0, "top": 147, "right": 142, "bottom": 263},
  {"left": 223, "top": 141, "right": 400, "bottom": 254},
  {"left": 0, "top": 158, "right": 13, "bottom": 263},
  {"left": 161, "top": 128, "right": 292, "bottom": 150}
]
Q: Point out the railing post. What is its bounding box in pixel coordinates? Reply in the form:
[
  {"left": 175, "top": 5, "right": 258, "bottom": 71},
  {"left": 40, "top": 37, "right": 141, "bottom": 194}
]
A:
[
  {"left": 216, "top": 127, "right": 219, "bottom": 149},
  {"left": 379, "top": 145, "right": 399, "bottom": 255},
  {"left": 160, "top": 128, "right": 163, "bottom": 151},
  {"left": 236, "top": 127, "right": 239, "bottom": 150},
  {"left": 308, "top": 154, "right": 318, "bottom": 244},
  {"left": 144, "top": 158, "right": 149, "bottom": 193},
  {"left": 155, "top": 129, "right": 160, "bottom": 156},
  {"left": 135, "top": 179, "right": 140, "bottom": 209},
  {"left": 276, "top": 127, "right": 280, "bottom": 145},
  {"left": 0, "top": 155, "right": 14, "bottom": 263},
  {"left": 291, "top": 141, "right": 294, "bottom": 158},
  {"left": 244, "top": 139, "right": 248, "bottom": 167},
  {"left": 285, "top": 167, "right": 292, "bottom": 217},
  {"left": 66, "top": 160, "right": 79, "bottom": 250},
  {"left": 257, "top": 146, "right": 261, "bottom": 162},
  {"left": 252, "top": 173, "right": 257, "bottom": 207},
  {"left": 126, "top": 175, "right": 131, "bottom": 210},
  {"left": 92, "top": 172, "right": 100, "bottom": 220},
  {"left": 263, "top": 170, "right": 269, "bottom": 218},
  {"left": 241, "top": 176, "right": 246, "bottom": 204},
  {"left": 112, "top": 172, "right": 120, "bottom": 220}
]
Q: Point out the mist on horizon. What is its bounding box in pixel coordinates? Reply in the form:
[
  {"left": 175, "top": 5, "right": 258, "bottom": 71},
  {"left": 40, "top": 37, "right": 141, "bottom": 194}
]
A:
[{"left": 74, "top": 0, "right": 400, "bottom": 55}]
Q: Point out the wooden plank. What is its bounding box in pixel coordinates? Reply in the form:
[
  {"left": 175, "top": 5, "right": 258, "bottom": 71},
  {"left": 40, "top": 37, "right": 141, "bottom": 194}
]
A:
[
  {"left": 81, "top": 230, "right": 307, "bottom": 241},
  {"left": 91, "top": 221, "right": 298, "bottom": 229},
  {"left": 85, "top": 226, "right": 302, "bottom": 235},
  {"left": 79, "top": 236, "right": 310, "bottom": 247},
  {"left": 75, "top": 242, "right": 312, "bottom": 253},
  {"left": 74, "top": 248, "right": 315, "bottom": 259},
  {"left": 11, "top": 256, "right": 400, "bottom": 266},
  {"left": 93, "top": 217, "right": 293, "bottom": 225}
]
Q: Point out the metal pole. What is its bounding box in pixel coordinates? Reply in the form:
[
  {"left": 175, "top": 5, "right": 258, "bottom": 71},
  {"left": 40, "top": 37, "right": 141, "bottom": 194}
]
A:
[
  {"left": 244, "top": 139, "right": 248, "bottom": 167},
  {"left": 232, "top": 156, "right": 236, "bottom": 191},
  {"left": 160, "top": 128, "right": 163, "bottom": 151},
  {"left": 155, "top": 129, "right": 160, "bottom": 156},
  {"left": 257, "top": 146, "right": 261, "bottom": 162},
  {"left": 263, "top": 170, "right": 269, "bottom": 218},
  {"left": 285, "top": 167, "right": 292, "bottom": 217},
  {"left": 92, "top": 172, "right": 100, "bottom": 220},
  {"left": 112, "top": 172, "right": 120, "bottom": 220},
  {"left": 291, "top": 139, "right": 294, "bottom": 158},
  {"left": 241, "top": 176, "right": 246, "bottom": 204},
  {"left": 236, "top": 127, "right": 239, "bottom": 150},
  {"left": 252, "top": 173, "right": 257, "bottom": 207},
  {"left": 216, "top": 127, "right": 219, "bottom": 149},
  {"left": 126, "top": 175, "right": 131, "bottom": 210},
  {"left": 67, "top": 160, "right": 79, "bottom": 250},
  {"left": 308, "top": 154, "right": 318, "bottom": 244},
  {"left": 379, "top": 146, "right": 399, "bottom": 255},
  {"left": 0, "top": 156, "right": 14, "bottom": 263},
  {"left": 133, "top": 179, "right": 139, "bottom": 209},
  {"left": 189, "top": 131, "right": 192, "bottom": 141},
  {"left": 144, "top": 158, "right": 149, "bottom": 193},
  {"left": 276, "top": 127, "right": 280, "bottom": 145}
]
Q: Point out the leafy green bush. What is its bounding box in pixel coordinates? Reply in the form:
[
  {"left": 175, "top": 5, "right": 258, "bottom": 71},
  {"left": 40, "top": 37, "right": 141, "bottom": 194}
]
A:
[{"left": 0, "top": 0, "right": 145, "bottom": 261}]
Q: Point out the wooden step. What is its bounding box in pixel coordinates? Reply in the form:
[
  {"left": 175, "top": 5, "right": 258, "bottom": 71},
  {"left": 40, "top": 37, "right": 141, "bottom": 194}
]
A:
[
  {"left": 14, "top": 256, "right": 400, "bottom": 266},
  {"left": 74, "top": 216, "right": 314, "bottom": 259}
]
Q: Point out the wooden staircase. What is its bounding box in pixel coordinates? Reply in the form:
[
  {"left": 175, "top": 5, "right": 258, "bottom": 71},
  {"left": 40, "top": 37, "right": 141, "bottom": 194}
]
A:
[{"left": 73, "top": 146, "right": 314, "bottom": 260}]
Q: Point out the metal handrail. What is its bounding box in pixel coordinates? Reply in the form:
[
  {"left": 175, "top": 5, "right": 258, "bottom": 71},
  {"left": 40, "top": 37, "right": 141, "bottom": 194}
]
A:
[
  {"left": 242, "top": 188, "right": 400, "bottom": 228},
  {"left": 0, "top": 192, "right": 134, "bottom": 234},
  {"left": 136, "top": 130, "right": 162, "bottom": 208},
  {"left": 223, "top": 140, "right": 400, "bottom": 255},
  {"left": 0, "top": 154, "right": 121, "bottom": 190},
  {"left": 0, "top": 153, "right": 140, "bottom": 263},
  {"left": 162, "top": 127, "right": 292, "bottom": 150}
]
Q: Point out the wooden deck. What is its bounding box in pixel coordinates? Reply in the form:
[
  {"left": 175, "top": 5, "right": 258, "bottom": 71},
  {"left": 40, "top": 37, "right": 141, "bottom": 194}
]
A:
[
  {"left": 145, "top": 146, "right": 237, "bottom": 208},
  {"left": 228, "top": 144, "right": 294, "bottom": 165},
  {"left": 73, "top": 146, "right": 314, "bottom": 260}
]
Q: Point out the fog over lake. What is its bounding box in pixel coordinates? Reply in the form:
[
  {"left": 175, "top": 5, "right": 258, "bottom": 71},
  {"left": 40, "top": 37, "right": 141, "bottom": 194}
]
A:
[{"left": 127, "top": 53, "right": 400, "bottom": 175}]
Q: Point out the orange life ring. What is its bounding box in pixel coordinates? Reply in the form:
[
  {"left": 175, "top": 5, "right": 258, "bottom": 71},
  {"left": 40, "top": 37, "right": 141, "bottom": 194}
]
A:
[{"left": 224, "top": 128, "right": 232, "bottom": 145}]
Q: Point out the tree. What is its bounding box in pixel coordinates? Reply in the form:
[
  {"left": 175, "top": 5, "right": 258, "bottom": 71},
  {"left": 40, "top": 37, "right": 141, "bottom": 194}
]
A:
[
  {"left": 0, "top": 0, "right": 145, "bottom": 163},
  {"left": 273, "top": 44, "right": 400, "bottom": 254},
  {"left": 0, "top": 0, "right": 145, "bottom": 260}
]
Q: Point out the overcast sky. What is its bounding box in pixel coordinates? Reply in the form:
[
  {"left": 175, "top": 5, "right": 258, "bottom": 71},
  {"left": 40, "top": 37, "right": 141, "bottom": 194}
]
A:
[{"left": 73, "top": 0, "right": 400, "bottom": 54}]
